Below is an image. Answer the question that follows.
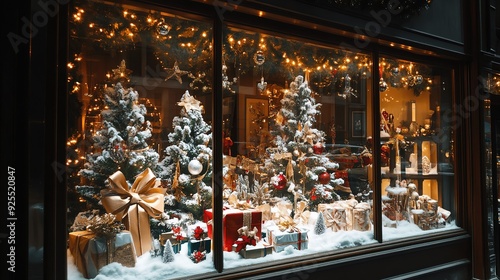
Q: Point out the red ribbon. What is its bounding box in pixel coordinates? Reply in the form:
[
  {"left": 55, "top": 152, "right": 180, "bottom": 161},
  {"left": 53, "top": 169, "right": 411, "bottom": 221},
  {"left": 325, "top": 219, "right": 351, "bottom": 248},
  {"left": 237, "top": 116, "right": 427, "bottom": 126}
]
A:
[
  {"left": 193, "top": 226, "right": 205, "bottom": 240},
  {"left": 233, "top": 235, "right": 257, "bottom": 252}
]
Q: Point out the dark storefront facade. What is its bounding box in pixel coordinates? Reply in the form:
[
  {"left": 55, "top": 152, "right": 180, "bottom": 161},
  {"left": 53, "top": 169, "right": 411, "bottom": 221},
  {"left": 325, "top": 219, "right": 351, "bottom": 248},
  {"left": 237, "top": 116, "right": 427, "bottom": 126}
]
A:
[{"left": 3, "top": 0, "right": 500, "bottom": 279}]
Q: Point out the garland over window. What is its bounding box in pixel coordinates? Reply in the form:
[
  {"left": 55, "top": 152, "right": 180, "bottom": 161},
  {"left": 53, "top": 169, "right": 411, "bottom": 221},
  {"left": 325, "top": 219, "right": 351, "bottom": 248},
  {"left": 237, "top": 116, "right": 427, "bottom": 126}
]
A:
[{"left": 303, "top": 0, "right": 432, "bottom": 19}]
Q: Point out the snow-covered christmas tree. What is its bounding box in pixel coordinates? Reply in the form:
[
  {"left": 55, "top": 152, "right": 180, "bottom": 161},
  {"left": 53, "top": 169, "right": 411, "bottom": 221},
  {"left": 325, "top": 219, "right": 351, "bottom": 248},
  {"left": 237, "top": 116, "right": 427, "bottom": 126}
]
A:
[
  {"left": 158, "top": 91, "right": 212, "bottom": 220},
  {"left": 266, "top": 75, "right": 345, "bottom": 211},
  {"left": 162, "top": 240, "right": 175, "bottom": 263},
  {"left": 76, "top": 61, "right": 160, "bottom": 211},
  {"left": 314, "top": 211, "right": 327, "bottom": 235}
]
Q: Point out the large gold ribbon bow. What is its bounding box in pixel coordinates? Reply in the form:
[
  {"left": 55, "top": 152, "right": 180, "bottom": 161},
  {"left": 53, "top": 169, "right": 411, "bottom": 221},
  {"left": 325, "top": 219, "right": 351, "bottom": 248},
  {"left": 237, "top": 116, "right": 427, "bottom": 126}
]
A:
[{"left": 100, "top": 168, "right": 166, "bottom": 256}]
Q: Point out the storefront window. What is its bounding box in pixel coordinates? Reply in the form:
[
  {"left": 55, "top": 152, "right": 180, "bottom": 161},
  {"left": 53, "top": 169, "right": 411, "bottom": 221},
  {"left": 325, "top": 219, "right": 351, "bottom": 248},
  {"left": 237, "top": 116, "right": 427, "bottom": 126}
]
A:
[
  {"left": 378, "top": 57, "right": 457, "bottom": 240},
  {"left": 220, "top": 26, "right": 375, "bottom": 269},
  {"left": 66, "top": 0, "right": 216, "bottom": 278},
  {"left": 64, "top": 1, "right": 461, "bottom": 278}
]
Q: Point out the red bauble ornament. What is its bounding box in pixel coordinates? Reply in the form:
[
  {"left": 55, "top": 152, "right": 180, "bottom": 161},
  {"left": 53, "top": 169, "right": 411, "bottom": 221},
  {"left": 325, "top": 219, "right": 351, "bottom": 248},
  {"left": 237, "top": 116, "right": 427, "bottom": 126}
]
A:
[
  {"left": 318, "top": 171, "right": 331, "bottom": 185},
  {"left": 313, "top": 142, "right": 324, "bottom": 155},
  {"left": 381, "top": 145, "right": 390, "bottom": 154},
  {"left": 274, "top": 173, "right": 287, "bottom": 191}
]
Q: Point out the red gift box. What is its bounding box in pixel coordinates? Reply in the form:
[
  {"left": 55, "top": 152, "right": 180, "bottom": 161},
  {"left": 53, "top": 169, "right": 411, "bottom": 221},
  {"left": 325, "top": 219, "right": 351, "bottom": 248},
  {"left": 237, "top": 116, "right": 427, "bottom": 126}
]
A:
[{"left": 203, "top": 209, "right": 262, "bottom": 252}]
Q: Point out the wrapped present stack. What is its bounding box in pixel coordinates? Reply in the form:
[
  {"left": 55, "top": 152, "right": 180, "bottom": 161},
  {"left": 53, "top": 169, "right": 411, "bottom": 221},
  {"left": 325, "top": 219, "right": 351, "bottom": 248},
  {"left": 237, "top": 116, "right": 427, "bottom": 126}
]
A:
[
  {"left": 382, "top": 179, "right": 451, "bottom": 230},
  {"left": 410, "top": 195, "right": 450, "bottom": 230},
  {"left": 68, "top": 213, "right": 136, "bottom": 279},
  {"left": 382, "top": 180, "right": 411, "bottom": 222},
  {"left": 318, "top": 197, "right": 367, "bottom": 232},
  {"left": 187, "top": 224, "right": 211, "bottom": 256},
  {"left": 159, "top": 226, "right": 186, "bottom": 254},
  {"left": 232, "top": 226, "right": 273, "bottom": 258}
]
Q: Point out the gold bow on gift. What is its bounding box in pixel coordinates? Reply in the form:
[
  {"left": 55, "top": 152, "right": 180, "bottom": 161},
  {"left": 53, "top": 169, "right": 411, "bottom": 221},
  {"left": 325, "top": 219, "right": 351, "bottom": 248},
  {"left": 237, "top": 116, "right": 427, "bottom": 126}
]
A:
[
  {"left": 293, "top": 201, "right": 310, "bottom": 225},
  {"left": 278, "top": 216, "right": 299, "bottom": 232},
  {"left": 272, "top": 201, "right": 292, "bottom": 222},
  {"left": 100, "top": 168, "right": 166, "bottom": 256},
  {"left": 237, "top": 226, "right": 259, "bottom": 241}
]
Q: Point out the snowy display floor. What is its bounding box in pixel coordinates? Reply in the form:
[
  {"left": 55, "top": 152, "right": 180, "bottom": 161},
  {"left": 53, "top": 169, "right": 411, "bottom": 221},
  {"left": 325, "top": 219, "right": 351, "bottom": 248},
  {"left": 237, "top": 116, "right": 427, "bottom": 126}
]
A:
[{"left": 67, "top": 221, "right": 459, "bottom": 280}]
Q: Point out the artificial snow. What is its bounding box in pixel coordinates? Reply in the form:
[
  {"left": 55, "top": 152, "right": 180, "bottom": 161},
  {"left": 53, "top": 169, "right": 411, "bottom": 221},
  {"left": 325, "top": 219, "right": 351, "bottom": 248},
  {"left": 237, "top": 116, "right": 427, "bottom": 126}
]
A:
[{"left": 67, "top": 220, "right": 458, "bottom": 279}]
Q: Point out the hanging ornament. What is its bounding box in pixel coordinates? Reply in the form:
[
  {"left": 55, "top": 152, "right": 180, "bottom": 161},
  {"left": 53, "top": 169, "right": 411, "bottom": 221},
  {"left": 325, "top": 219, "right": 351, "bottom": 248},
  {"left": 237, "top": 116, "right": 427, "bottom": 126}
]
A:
[
  {"left": 253, "top": 50, "right": 265, "bottom": 66},
  {"left": 188, "top": 159, "right": 203, "bottom": 175},
  {"left": 339, "top": 74, "right": 357, "bottom": 99},
  {"left": 379, "top": 78, "right": 388, "bottom": 92},
  {"left": 109, "top": 142, "right": 128, "bottom": 163},
  {"left": 165, "top": 61, "right": 189, "bottom": 84},
  {"left": 407, "top": 75, "right": 415, "bottom": 87},
  {"left": 313, "top": 142, "right": 324, "bottom": 155},
  {"left": 331, "top": 68, "right": 338, "bottom": 77},
  {"left": 274, "top": 172, "right": 287, "bottom": 191},
  {"left": 391, "top": 67, "right": 399, "bottom": 76},
  {"left": 318, "top": 172, "right": 331, "bottom": 185},
  {"left": 292, "top": 149, "right": 300, "bottom": 157},
  {"left": 156, "top": 18, "right": 171, "bottom": 36},
  {"left": 345, "top": 73, "right": 351, "bottom": 89},
  {"left": 415, "top": 74, "right": 423, "bottom": 85},
  {"left": 257, "top": 76, "right": 267, "bottom": 93}
]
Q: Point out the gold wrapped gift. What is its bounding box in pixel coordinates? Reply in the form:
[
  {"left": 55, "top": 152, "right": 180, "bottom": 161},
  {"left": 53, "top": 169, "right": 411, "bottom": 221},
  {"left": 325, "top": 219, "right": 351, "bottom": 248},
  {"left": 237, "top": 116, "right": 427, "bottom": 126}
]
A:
[
  {"left": 101, "top": 168, "right": 166, "bottom": 256},
  {"left": 69, "top": 230, "right": 136, "bottom": 279}
]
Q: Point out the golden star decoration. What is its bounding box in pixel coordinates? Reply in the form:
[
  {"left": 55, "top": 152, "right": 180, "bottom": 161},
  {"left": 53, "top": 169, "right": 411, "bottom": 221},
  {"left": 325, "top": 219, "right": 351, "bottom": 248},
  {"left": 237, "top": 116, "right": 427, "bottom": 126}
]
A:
[
  {"left": 177, "top": 91, "right": 202, "bottom": 112},
  {"left": 165, "top": 61, "right": 189, "bottom": 84},
  {"left": 111, "top": 60, "right": 133, "bottom": 81}
]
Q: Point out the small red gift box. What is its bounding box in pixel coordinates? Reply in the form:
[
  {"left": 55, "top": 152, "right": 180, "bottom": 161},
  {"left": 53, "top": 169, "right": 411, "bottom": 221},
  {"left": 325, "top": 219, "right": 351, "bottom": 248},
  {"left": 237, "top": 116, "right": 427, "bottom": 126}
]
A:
[{"left": 203, "top": 209, "right": 262, "bottom": 252}]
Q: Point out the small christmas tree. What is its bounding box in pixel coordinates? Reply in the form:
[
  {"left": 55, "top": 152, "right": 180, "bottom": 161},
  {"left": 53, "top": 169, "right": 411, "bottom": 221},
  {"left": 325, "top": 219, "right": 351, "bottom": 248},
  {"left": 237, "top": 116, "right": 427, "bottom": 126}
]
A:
[
  {"left": 75, "top": 60, "right": 160, "bottom": 211},
  {"left": 314, "top": 211, "right": 327, "bottom": 235},
  {"left": 162, "top": 240, "right": 175, "bottom": 263},
  {"left": 159, "top": 91, "right": 212, "bottom": 220}
]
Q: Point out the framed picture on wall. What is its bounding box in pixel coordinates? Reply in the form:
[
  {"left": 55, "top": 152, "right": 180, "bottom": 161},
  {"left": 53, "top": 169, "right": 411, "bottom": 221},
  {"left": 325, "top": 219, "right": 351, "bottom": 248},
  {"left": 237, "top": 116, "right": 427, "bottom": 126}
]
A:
[{"left": 351, "top": 110, "right": 366, "bottom": 138}]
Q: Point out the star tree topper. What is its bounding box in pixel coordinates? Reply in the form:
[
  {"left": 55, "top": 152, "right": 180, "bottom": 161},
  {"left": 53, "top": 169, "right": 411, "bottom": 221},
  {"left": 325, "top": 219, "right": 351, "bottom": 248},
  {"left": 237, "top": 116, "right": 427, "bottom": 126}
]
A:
[
  {"left": 111, "top": 59, "right": 133, "bottom": 81},
  {"left": 177, "top": 90, "right": 202, "bottom": 112},
  {"left": 165, "top": 61, "right": 189, "bottom": 84}
]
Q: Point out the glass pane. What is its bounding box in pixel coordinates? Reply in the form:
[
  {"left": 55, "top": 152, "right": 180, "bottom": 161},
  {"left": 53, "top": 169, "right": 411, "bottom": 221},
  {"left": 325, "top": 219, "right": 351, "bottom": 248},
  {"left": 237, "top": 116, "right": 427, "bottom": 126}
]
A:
[
  {"left": 379, "top": 57, "right": 458, "bottom": 241},
  {"left": 482, "top": 71, "right": 499, "bottom": 278},
  {"left": 66, "top": 0, "right": 215, "bottom": 278},
  {"left": 220, "top": 26, "right": 375, "bottom": 269}
]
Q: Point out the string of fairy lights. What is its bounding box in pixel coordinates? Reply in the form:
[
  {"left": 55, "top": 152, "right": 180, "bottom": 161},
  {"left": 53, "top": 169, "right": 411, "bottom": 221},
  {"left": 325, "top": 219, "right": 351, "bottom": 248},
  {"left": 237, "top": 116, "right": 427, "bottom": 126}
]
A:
[
  {"left": 68, "top": 1, "right": 434, "bottom": 98},
  {"left": 67, "top": 0, "right": 437, "bottom": 159}
]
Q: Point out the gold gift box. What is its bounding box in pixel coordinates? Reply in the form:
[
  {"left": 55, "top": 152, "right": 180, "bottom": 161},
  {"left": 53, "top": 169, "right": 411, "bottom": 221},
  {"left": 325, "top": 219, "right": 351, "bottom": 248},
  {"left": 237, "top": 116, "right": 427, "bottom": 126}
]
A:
[{"left": 69, "top": 230, "right": 136, "bottom": 279}]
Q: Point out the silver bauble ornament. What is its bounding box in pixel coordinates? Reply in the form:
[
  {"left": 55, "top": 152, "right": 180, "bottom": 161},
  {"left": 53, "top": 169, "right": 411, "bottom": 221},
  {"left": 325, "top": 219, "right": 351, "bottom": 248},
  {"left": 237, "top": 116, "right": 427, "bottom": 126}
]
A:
[
  {"left": 415, "top": 75, "right": 423, "bottom": 85},
  {"left": 379, "top": 78, "right": 388, "bottom": 92},
  {"left": 156, "top": 18, "right": 171, "bottom": 36},
  {"left": 188, "top": 159, "right": 203, "bottom": 175},
  {"left": 253, "top": 50, "right": 265, "bottom": 66}
]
